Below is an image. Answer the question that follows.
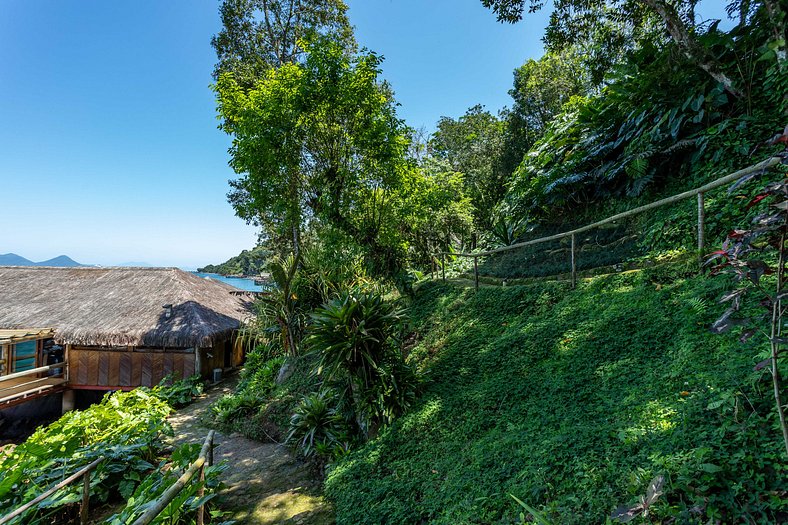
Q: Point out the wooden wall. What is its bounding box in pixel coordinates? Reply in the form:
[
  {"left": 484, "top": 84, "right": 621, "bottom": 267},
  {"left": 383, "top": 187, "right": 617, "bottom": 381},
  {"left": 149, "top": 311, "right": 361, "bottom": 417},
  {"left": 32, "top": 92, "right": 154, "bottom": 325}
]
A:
[
  {"left": 69, "top": 346, "right": 196, "bottom": 389},
  {"left": 68, "top": 334, "right": 243, "bottom": 390}
]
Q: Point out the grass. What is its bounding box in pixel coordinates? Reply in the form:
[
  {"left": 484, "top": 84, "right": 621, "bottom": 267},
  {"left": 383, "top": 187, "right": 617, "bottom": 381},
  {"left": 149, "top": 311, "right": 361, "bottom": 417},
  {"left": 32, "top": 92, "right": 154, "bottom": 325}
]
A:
[{"left": 324, "top": 265, "right": 787, "bottom": 524}]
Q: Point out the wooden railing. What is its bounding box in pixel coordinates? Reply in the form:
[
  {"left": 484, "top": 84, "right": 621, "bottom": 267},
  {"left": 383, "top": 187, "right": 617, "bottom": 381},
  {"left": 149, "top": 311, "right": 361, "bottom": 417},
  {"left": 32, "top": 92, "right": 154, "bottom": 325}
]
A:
[
  {"left": 0, "top": 456, "right": 104, "bottom": 525},
  {"left": 0, "top": 362, "right": 68, "bottom": 406},
  {"left": 131, "top": 430, "right": 215, "bottom": 525},
  {"left": 439, "top": 156, "right": 784, "bottom": 290}
]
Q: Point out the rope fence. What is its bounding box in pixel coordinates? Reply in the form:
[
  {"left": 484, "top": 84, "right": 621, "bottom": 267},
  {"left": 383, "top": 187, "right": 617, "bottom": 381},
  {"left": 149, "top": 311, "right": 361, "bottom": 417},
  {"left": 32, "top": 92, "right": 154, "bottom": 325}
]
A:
[{"left": 437, "top": 156, "right": 785, "bottom": 290}]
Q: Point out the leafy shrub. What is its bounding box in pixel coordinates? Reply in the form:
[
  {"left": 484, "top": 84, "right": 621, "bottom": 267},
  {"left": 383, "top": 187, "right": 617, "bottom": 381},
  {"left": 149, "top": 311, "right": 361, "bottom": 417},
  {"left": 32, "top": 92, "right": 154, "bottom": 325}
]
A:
[
  {"left": 307, "top": 289, "right": 417, "bottom": 437},
  {"left": 211, "top": 391, "right": 264, "bottom": 424},
  {"left": 104, "top": 442, "right": 231, "bottom": 525},
  {"left": 154, "top": 374, "right": 204, "bottom": 408},
  {"left": 287, "top": 391, "right": 351, "bottom": 459},
  {"left": 0, "top": 389, "right": 172, "bottom": 524}
]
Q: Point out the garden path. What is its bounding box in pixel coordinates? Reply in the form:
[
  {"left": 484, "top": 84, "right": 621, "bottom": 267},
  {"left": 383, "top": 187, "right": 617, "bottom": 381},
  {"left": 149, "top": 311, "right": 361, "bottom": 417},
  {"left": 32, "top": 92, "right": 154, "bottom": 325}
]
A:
[{"left": 167, "top": 375, "right": 333, "bottom": 525}]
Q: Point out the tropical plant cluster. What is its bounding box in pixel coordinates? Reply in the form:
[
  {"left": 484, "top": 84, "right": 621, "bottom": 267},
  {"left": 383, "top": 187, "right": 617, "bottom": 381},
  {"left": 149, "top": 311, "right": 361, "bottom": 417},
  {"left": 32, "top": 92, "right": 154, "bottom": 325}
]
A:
[
  {"left": 0, "top": 378, "right": 220, "bottom": 524},
  {"left": 213, "top": 283, "right": 418, "bottom": 465}
]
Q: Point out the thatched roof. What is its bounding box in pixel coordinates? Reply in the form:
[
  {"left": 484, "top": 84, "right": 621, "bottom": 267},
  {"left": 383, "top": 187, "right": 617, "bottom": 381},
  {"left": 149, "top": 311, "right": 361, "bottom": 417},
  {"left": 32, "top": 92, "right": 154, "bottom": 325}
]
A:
[{"left": 0, "top": 267, "right": 254, "bottom": 348}]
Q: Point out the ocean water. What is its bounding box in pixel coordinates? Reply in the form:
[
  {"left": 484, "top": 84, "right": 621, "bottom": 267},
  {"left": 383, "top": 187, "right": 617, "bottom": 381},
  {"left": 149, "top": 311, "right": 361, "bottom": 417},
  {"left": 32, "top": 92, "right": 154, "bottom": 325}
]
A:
[{"left": 193, "top": 272, "right": 264, "bottom": 292}]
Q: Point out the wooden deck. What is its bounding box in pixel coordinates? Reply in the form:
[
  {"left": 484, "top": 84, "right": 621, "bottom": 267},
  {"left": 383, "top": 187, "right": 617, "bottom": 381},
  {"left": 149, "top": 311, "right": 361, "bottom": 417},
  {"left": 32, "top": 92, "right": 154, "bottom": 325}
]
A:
[{"left": 0, "top": 366, "right": 68, "bottom": 409}]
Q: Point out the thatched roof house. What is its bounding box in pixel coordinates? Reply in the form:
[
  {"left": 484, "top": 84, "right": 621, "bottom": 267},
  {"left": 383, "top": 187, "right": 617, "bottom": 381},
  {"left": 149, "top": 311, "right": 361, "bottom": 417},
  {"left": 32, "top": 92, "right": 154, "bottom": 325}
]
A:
[{"left": 0, "top": 266, "right": 254, "bottom": 389}]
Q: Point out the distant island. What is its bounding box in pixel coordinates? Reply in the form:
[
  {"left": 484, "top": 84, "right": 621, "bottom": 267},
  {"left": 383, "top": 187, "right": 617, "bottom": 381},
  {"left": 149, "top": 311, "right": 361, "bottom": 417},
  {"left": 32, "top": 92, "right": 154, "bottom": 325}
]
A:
[
  {"left": 0, "top": 253, "right": 87, "bottom": 267},
  {"left": 197, "top": 245, "right": 270, "bottom": 276}
]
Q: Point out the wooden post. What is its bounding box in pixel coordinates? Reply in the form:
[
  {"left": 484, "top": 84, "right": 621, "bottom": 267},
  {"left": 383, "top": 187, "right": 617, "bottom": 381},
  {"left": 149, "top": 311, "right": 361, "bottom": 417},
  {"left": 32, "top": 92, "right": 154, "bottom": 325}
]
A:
[
  {"left": 80, "top": 466, "right": 91, "bottom": 525},
  {"left": 196, "top": 464, "right": 205, "bottom": 525},
  {"left": 571, "top": 233, "right": 577, "bottom": 289},
  {"left": 474, "top": 256, "right": 479, "bottom": 291},
  {"left": 441, "top": 253, "right": 445, "bottom": 281},
  {"left": 697, "top": 192, "right": 705, "bottom": 266}
]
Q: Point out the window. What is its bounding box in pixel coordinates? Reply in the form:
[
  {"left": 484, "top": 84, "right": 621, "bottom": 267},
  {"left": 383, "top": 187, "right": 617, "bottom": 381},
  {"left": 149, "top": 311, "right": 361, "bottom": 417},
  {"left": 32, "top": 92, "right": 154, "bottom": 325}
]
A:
[{"left": 13, "top": 340, "right": 37, "bottom": 372}]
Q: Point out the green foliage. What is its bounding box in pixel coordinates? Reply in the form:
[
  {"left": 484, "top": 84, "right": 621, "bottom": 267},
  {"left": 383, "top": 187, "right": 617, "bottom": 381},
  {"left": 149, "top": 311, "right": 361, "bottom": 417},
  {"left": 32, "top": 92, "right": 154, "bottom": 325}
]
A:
[
  {"left": 197, "top": 244, "right": 272, "bottom": 276},
  {"left": 212, "top": 0, "right": 354, "bottom": 88},
  {"left": 430, "top": 105, "right": 507, "bottom": 231},
  {"left": 104, "top": 443, "right": 231, "bottom": 525},
  {"left": 287, "top": 391, "right": 351, "bottom": 459},
  {"left": 325, "top": 273, "right": 786, "bottom": 523},
  {"left": 307, "top": 289, "right": 417, "bottom": 436},
  {"left": 216, "top": 36, "right": 411, "bottom": 278},
  {"left": 154, "top": 374, "right": 205, "bottom": 408},
  {"left": 0, "top": 390, "right": 172, "bottom": 524},
  {"left": 500, "top": 7, "right": 786, "bottom": 244}
]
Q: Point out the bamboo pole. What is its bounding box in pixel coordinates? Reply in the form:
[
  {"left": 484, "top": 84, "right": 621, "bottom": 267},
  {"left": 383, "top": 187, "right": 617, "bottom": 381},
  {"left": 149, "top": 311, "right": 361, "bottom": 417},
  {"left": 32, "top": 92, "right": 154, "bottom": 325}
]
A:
[
  {"left": 697, "top": 191, "right": 705, "bottom": 265},
  {"left": 0, "top": 361, "right": 67, "bottom": 383},
  {"left": 0, "top": 457, "right": 103, "bottom": 525},
  {"left": 196, "top": 465, "right": 206, "bottom": 525},
  {"left": 474, "top": 257, "right": 479, "bottom": 291},
  {"left": 571, "top": 234, "right": 577, "bottom": 289},
  {"left": 446, "top": 156, "right": 781, "bottom": 258},
  {"left": 131, "top": 431, "right": 215, "bottom": 525},
  {"left": 80, "top": 466, "right": 91, "bottom": 525}
]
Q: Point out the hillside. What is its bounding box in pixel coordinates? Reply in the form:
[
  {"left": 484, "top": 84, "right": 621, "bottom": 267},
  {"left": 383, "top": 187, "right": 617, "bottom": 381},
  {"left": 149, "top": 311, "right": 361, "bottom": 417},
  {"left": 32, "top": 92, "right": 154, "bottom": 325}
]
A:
[
  {"left": 324, "top": 267, "right": 787, "bottom": 523},
  {"left": 197, "top": 245, "right": 271, "bottom": 276}
]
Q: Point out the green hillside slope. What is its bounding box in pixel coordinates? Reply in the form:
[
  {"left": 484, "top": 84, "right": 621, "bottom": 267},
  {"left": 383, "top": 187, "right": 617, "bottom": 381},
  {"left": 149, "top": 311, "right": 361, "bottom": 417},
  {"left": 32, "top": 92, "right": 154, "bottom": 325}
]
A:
[{"left": 325, "top": 267, "right": 787, "bottom": 523}]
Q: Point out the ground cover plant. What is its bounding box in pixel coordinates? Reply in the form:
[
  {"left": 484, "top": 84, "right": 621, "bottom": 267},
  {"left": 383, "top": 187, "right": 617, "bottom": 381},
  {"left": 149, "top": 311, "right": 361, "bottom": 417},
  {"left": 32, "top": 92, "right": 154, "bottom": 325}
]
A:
[{"left": 324, "top": 271, "right": 787, "bottom": 524}]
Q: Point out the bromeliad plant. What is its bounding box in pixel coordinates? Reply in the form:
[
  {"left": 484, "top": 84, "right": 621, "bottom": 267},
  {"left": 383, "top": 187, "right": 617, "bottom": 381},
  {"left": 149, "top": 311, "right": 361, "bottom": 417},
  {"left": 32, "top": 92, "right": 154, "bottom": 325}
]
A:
[
  {"left": 306, "top": 289, "right": 417, "bottom": 439},
  {"left": 707, "top": 157, "right": 788, "bottom": 457}
]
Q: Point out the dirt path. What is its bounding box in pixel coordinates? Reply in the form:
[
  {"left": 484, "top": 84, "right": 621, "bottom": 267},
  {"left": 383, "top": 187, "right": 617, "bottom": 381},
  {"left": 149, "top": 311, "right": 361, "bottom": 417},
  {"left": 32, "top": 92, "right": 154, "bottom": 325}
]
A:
[{"left": 167, "top": 376, "right": 333, "bottom": 525}]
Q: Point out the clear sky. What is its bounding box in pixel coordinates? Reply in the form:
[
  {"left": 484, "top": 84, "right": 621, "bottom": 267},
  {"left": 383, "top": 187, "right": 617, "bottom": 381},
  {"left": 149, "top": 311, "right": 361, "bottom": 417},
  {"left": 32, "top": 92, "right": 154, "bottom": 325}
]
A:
[{"left": 0, "top": 0, "right": 729, "bottom": 269}]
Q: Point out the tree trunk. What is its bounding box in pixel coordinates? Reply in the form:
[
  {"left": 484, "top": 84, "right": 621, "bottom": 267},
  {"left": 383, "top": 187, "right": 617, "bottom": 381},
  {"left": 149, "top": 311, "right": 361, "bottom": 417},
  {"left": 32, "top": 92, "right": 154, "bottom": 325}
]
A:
[{"left": 643, "top": 0, "right": 742, "bottom": 97}]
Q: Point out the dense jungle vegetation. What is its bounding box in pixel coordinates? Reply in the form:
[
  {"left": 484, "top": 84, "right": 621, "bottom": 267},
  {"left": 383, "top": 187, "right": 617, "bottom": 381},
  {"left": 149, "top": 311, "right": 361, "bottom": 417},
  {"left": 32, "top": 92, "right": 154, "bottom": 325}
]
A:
[
  {"left": 206, "top": 0, "right": 788, "bottom": 523},
  {"left": 0, "top": 377, "right": 224, "bottom": 525}
]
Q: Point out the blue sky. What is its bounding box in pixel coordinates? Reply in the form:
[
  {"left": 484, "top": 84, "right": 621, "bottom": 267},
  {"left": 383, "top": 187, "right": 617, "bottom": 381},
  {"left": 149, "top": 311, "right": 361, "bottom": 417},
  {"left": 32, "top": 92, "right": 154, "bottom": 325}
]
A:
[{"left": 0, "top": 0, "right": 728, "bottom": 268}]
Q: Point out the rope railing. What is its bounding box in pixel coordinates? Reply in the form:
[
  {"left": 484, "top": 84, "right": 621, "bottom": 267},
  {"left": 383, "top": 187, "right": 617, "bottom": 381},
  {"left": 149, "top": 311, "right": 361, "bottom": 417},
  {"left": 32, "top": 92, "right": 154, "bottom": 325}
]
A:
[
  {"left": 438, "top": 156, "right": 784, "bottom": 290},
  {"left": 0, "top": 456, "right": 104, "bottom": 525},
  {"left": 130, "top": 430, "right": 215, "bottom": 525}
]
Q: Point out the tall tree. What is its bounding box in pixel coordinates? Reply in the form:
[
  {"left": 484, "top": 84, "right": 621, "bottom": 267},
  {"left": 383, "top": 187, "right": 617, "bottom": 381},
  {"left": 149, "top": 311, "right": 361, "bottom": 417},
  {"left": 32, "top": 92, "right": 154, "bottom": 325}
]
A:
[
  {"left": 215, "top": 38, "right": 411, "bottom": 279},
  {"left": 212, "top": 0, "right": 354, "bottom": 254},
  {"left": 481, "top": 0, "right": 743, "bottom": 96},
  {"left": 430, "top": 105, "right": 506, "bottom": 232},
  {"left": 212, "top": 0, "right": 354, "bottom": 87},
  {"left": 501, "top": 48, "right": 589, "bottom": 177}
]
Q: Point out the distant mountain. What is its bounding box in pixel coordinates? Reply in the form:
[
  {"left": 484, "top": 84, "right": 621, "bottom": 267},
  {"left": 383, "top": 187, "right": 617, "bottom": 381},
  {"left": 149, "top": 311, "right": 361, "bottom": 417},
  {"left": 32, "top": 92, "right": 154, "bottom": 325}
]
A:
[
  {"left": 37, "top": 255, "right": 85, "bottom": 267},
  {"left": 0, "top": 253, "right": 34, "bottom": 266},
  {"left": 0, "top": 253, "right": 88, "bottom": 267}
]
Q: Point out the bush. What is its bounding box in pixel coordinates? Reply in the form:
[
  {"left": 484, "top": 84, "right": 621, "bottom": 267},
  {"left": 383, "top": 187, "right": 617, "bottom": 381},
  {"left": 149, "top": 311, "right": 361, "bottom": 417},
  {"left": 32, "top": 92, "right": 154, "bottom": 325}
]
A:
[
  {"left": 0, "top": 389, "right": 172, "bottom": 524},
  {"left": 287, "top": 391, "right": 351, "bottom": 459},
  {"left": 307, "top": 289, "right": 417, "bottom": 437}
]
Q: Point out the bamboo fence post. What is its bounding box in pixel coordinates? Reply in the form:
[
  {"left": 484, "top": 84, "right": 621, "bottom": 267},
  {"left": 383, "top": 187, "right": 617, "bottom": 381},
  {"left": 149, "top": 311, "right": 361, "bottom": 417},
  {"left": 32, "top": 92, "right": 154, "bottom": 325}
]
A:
[
  {"left": 474, "top": 256, "right": 479, "bottom": 291},
  {"left": 196, "top": 464, "right": 205, "bottom": 525},
  {"left": 571, "top": 233, "right": 577, "bottom": 289},
  {"left": 80, "top": 464, "right": 91, "bottom": 525},
  {"left": 697, "top": 192, "right": 705, "bottom": 266}
]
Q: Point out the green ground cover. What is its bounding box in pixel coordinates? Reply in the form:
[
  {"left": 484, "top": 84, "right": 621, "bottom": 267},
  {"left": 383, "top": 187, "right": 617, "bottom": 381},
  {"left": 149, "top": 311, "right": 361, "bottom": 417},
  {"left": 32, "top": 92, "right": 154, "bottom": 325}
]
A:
[{"left": 324, "top": 268, "right": 787, "bottom": 523}]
